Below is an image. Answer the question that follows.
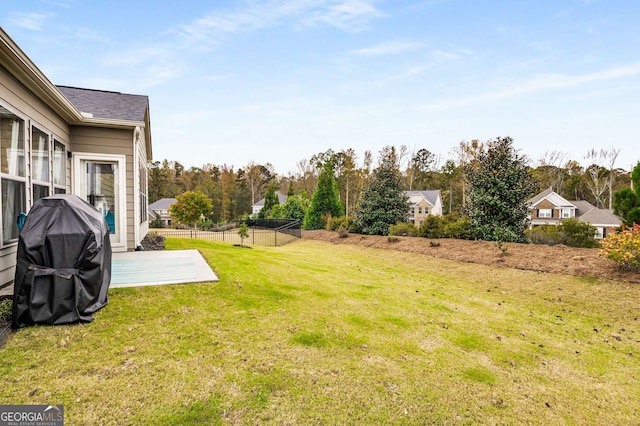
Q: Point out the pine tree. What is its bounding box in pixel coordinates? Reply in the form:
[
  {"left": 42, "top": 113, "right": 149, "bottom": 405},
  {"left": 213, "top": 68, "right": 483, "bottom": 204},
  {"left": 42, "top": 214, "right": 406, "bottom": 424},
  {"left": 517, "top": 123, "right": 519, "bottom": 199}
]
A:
[
  {"left": 303, "top": 162, "right": 344, "bottom": 229},
  {"left": 464, "top": 137, "right": 536, "bottom": 242},
  {"left": 613, "top": 162, "right": 640, "bottom": 226},
  {"left": 259, "top": 184, "right": 279, "bottom": 219},
  {"left": 354, "top": 146, "right": 409, "bottom": 235}
]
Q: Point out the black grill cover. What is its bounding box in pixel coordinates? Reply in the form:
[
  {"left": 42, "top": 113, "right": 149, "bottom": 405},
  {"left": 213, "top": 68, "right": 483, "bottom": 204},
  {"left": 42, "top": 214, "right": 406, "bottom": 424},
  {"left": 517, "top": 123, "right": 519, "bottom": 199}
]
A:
[{"left": 12, "top": 194, "right": 111, "bottom": 329}]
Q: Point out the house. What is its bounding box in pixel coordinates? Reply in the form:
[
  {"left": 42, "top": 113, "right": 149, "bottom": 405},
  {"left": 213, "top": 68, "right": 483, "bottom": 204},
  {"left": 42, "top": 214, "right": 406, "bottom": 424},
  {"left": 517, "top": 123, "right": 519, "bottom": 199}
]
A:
[
  {"left": 148, "top": 198, "right": 177, "bottom": 227},
  {"left": 0, "top": 28, "right": 152, "bottom": 292},
  {"left": 527, "top": 188, "right": 621, "bottom": 239},
  {"left": 405, "top": 190, "right": 443, "bottom": 227},
  {"left": 252, "top": 191, "right": 288, "bottom": 216}
]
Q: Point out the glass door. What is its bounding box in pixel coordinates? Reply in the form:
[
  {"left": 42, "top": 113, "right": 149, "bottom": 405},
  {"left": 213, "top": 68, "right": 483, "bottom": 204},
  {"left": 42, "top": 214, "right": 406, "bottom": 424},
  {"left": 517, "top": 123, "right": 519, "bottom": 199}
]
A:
[{"left": 80, "top": 160, "right": 121, "bottom": 245}]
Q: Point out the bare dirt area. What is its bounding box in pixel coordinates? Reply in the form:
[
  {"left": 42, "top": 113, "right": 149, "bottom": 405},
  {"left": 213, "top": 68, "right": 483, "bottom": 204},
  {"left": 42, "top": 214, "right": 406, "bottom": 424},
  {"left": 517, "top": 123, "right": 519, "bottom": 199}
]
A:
[{"left": 302, "top": 230, "right": 640, "bottom": 284}]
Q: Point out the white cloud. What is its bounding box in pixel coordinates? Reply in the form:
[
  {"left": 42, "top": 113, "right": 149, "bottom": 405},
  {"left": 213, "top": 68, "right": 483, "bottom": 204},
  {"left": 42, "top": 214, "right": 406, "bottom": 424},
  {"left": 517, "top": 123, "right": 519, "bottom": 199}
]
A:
[
  {"left": 423, "top": 63, "right": 640, "bottom": 111},
  {"left": 7, "top": 12, "right": 50, "bottom": 31},
  {"left": 173, "top": 0, "right": 382, "bottom": 46},
  {"left": 349, "top": 40, "right": 424, "bottom": 56}
]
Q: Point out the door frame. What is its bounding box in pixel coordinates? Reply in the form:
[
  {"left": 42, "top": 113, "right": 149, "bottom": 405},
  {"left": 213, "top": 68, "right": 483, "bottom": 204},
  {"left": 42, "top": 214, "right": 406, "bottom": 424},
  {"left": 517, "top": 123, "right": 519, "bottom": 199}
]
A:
[{"left": 72, "top": 152, "right": 127, "bottom": 251}]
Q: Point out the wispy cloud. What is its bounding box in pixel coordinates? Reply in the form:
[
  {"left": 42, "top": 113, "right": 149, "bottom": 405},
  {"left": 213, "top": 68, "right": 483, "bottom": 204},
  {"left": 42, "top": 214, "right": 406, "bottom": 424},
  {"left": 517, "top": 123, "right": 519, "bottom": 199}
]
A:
[
  {"left": 423, "top": 63, "right": 640, "bottom": 111},
  {"left": 349, "top": 40, "right": 424, "bottom": 56},
  {"left": 173, "top": 0, "right": 382, "bottom": 46},
  {"left": 6, "top": 12, "right": 51, "bottom": 31}
]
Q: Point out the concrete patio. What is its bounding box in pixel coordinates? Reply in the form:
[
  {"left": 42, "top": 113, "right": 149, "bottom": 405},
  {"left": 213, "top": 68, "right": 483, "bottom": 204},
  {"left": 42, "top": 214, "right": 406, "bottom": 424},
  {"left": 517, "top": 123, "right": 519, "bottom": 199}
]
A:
[{"left": 110, "top": 250, "right": 218, "bottom": 288}]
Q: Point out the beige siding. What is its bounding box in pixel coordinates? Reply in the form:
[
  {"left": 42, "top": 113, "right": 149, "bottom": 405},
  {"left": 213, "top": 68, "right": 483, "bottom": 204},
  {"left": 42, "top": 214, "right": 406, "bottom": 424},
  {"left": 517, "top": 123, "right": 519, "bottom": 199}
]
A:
[
  {"left": 69, "top": 126, "right": 136, "bottom": 250},
  {"left": 1, "top": 65, "right": 71, "bottom": 290}
]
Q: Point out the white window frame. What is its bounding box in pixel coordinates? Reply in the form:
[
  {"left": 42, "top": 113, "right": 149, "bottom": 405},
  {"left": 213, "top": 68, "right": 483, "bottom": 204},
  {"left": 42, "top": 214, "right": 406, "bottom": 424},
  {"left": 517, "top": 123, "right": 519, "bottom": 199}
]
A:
[
  {"left": 561, "top": 208, "right": 572, "bottom": 218},
  {"left": 0, "top": 104, "right": 27, "bottom": 246},
  {"left": 53, "top": 140, "right": 67, "bottom": 194},
  {"left": 539, "top": 209, "right": 552, "bottom": 218},
  {"left": 73, "top": 152, "right": 127, "bottom": 251},
  {"left": 31, "top": 125, "right": 51, "bottom": 202}
]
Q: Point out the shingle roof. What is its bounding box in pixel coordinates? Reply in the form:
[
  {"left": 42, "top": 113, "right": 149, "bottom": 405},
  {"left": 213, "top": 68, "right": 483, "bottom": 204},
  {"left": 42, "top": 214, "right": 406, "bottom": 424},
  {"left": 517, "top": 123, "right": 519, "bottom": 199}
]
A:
[
  {"left": 571, "top": 200, "right": 621, "bottom": 226},
  {"left": 148, "top": 198, "right": 177, "bottom": 211},
  {"left": 56, "top": 85, "right": 148, "bottom": 122},
  {"left": 405, "top": 190, "right": 440, "bottom": 207}
]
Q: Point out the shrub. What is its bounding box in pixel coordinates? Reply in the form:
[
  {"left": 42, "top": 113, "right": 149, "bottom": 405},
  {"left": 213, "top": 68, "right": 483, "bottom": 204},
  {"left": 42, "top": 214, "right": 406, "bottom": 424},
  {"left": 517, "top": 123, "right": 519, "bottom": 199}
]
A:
[
  {"left": 525, "top": 225, "right": 565, "bottom": 245},
  {"left": 559, "top": 218, "right": 598, "bottom": 248},
  {"left": 526, "top": 220, "right": 598, "bottom": 248},
  {"left": 326, "top": 216, "right": 354, "bottom": 232},
  {"left": 387, "top": 236, "right": 399, "bottom": 243},
  {"left": 418, "top": 215, "right": 444, "bottom": 238},
  {"left": 388, "top": 222, "right": 418, "bottom": 237},
  {"left": 599, "top": 223, "right": 640, "bottom": 272},
  {"left": 418, "top": 213, "right": 475, "bottom": 240},
  {"left": 336, "top": 225, "right": 349, "bottom": 238},
  {"left": 0, "top": 298, "right": 11, "bottom": 321},
  {"left": 443, "top": 216, "right": 474, "bottom": 240}
]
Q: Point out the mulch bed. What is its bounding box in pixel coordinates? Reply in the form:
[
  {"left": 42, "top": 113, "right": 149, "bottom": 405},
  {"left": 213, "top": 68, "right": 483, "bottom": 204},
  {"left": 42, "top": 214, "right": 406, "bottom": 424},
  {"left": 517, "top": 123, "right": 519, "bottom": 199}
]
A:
[{"left": 302, "top": 230, "right": 640, "bottom": 284}]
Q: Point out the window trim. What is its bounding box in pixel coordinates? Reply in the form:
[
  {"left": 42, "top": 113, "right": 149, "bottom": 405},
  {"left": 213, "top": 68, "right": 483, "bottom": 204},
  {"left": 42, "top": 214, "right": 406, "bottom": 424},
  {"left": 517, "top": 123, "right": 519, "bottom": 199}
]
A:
[
  {"left": 538, "top": 208, "right": 552, "bottom": 218},
  {"left": 0, "top": 105, "right": 28, "bottom": 246}
]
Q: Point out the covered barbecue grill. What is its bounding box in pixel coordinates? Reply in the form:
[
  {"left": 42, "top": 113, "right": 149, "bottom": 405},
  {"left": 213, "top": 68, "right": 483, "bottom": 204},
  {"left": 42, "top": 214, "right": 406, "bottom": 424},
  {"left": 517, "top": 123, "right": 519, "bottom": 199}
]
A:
[{"left": 12, "top": 194, "right": 111, "bottom": 329}]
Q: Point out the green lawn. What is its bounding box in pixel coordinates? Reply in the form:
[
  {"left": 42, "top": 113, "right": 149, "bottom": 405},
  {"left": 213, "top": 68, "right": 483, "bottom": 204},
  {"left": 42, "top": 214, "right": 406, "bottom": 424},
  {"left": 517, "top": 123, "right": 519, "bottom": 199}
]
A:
[{"left": 1, "top": 238, "right": 639, "bottom": 425}]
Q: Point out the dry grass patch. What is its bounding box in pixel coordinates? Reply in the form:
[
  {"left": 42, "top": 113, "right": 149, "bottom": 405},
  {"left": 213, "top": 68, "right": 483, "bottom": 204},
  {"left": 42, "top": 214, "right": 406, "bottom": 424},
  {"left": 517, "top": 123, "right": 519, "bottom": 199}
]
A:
[{"left": 0, "top": 238, "right": 639, "bottom": 424}]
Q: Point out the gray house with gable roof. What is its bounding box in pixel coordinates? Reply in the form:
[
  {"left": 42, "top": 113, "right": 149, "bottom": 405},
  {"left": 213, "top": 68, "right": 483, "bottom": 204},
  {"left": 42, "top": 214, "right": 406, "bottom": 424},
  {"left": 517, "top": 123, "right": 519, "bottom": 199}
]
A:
[{"left": 0, "top": 28, "right": 152, "bottom": 293}]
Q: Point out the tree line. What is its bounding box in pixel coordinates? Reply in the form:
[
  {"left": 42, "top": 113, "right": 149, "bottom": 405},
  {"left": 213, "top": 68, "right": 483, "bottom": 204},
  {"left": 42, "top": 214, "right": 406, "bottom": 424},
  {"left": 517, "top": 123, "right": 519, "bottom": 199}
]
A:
[{"left": 150, "top": 140, "right": 633, "bottom": 226}]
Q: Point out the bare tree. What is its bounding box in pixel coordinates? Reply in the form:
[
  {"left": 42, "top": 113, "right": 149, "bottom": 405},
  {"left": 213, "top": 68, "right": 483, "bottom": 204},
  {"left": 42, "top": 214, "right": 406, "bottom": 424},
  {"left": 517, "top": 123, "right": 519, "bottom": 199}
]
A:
[
  {"left": 536, "top": 150, "right": 568, "bottom": 193},
  {"left": 603, "top": 147, "right": 621, "bottom": 209}
]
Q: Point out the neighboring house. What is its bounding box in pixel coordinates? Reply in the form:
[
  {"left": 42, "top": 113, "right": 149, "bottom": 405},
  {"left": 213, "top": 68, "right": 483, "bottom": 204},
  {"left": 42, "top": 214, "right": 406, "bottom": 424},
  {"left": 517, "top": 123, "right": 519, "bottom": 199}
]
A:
[
  {"left": 0, "top": 28, "right": 152, "bottom": 292},
  {"left": 148, "top": 198, "right": 177, "bottom": 227},
  {"left": 252, "top": 192, "right": 288, "bottom": 216},
  {"left": 405, "top": 190, "right": 443, "bottom": 227},
  {"left": 527, "top": 188, "right": 621, "bottom": 239}
]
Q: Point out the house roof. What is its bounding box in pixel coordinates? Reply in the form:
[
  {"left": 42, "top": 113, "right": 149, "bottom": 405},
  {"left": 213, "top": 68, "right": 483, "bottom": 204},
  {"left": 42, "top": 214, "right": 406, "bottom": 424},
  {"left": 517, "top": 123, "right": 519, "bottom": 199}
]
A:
[
  {"left": 528, "top": 188, "right": 575, "bottom": 208},
  {"left": 571, "top": 200, "right": 621, "bottom": 226},
  {"left": 405, "top": 190, "right": 440, "bottom": 207},
  {"left": 57, "top": 86, "right": 149, "bottom": 122},
  {"left": 148, "top": 198, "right": 177, "bottom": 211},
  {"left": 253, "top": 192, "right": 288, "bottom": 207}
]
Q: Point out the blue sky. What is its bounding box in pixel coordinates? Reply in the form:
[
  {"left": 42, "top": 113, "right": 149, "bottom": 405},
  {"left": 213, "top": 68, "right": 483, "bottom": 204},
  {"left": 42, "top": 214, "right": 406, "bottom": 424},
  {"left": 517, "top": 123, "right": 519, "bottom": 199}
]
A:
[{"left": 2, "top": 0, "right": 639, "bottom": 174}]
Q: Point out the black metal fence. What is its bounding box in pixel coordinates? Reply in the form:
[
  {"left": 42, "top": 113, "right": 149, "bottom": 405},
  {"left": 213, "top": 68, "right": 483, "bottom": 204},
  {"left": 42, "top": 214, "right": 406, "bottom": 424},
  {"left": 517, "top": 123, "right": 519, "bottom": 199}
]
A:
[{"left": 151, "top": 219, "right": 301, "bottom": 247}]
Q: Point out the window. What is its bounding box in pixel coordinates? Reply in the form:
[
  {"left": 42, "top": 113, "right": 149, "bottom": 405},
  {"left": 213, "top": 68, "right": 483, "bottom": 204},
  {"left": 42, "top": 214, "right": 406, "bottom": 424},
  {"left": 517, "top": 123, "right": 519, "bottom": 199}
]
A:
[
  {"left": 53, "top": 140, "right": 66, "bottom": 194},
  {"left": 594, "top": 227, "right": 604, "bottom": 239},
  {"left": 539, "top": 209, "right": 552, "bottom": 218},
  {"left": 0, "top": 108, "right": 27, "bottom": 244},
  {"left": 561, "top": 209, "right": 571, "bottom": 218},
  {"left": 139, "top": 160, "right": 147, "bottom": 224},
  {"left": 31, "top": 126, "right": 50, "bottom": 202},
  {"left": 418, "top": 207, "right": 422, "bottom": 214},
  {"left": 424, "top": 208, "right": 429, "bottom": 215}
]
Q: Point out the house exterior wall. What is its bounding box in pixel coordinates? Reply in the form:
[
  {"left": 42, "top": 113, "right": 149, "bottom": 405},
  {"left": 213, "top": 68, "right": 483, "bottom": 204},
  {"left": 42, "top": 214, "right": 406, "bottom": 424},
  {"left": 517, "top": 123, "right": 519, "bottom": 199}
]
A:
[
  {"left": 530, "top": 199, "right": 562, "bottom": 224},
  {"left": 412, "top": 200, "right": 432, "bottom": 227},
  {"left": 69, "top": 126, "right": 137, "bottom": 251},
  {"left": 0, "top": 65, "right": 72, "bottom": 294}
]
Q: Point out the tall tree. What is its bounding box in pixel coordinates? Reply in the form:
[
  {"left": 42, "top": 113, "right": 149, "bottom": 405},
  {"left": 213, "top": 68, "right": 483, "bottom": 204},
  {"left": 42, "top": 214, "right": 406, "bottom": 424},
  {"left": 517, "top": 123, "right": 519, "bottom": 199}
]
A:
[
  {"left": 613, "top": 162, "right": 640, "bottom": 226},
  {"left": 464, "top": 137, "right": 536, "bottom": 242},
  {"left": 354, "top": 146, "right": 409, "bottom": 235},
  {"left": 303, "top": 162, "right": 343, "bottom": 229}
]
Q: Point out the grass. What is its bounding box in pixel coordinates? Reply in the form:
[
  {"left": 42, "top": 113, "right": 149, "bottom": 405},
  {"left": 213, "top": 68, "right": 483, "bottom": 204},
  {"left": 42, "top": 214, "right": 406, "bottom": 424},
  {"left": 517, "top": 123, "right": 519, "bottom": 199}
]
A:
[{"left": 1, "top": 238, "right": 639, "bottom": 425}]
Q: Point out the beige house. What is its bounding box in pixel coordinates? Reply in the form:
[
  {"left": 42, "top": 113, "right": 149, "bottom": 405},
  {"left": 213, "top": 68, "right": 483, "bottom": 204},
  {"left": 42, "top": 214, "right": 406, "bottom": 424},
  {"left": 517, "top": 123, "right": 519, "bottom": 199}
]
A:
[
  {"left": 0, "top": 28, "right": 152, "bottom": 293},
  {"left": 148, "top": 198, "right": 177, "bottom": 227},
  {"left": 527, "top": 188, "right": 621, "bottom": 239},
  {"left": 405, "top": 190, "right": 443, "bottom": 227}
]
